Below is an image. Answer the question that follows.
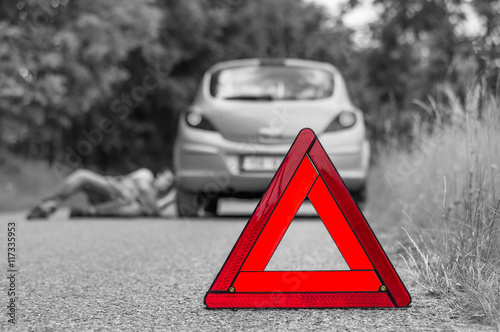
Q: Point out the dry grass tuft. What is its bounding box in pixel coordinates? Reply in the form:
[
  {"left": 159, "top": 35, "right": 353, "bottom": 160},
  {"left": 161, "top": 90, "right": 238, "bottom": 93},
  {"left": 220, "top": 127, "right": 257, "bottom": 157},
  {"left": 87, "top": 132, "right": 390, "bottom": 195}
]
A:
[{"left": 377, "top": 95, "right": 500, "bottom": 326}]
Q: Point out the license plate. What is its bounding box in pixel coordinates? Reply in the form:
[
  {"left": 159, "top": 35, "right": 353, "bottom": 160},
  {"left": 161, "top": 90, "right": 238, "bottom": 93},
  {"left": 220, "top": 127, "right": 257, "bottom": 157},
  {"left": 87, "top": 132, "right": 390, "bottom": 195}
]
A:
[{"left": 241, "top": 156, "right": 283, "bottom": 172}]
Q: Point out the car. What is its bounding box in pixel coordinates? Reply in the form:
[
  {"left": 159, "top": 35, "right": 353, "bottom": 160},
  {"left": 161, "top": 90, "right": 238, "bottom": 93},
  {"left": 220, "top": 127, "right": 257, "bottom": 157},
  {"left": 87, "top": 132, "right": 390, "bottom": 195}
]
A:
[{"left": 174, "top": 58, "right": 370, "bottom": 217}]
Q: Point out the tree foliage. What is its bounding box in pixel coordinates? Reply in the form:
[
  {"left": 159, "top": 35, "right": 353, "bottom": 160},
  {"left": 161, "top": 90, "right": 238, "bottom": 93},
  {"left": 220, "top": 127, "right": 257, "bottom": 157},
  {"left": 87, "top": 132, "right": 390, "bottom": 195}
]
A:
[{"left": 0, "top": 0, "right": 497, "bottom": 173}]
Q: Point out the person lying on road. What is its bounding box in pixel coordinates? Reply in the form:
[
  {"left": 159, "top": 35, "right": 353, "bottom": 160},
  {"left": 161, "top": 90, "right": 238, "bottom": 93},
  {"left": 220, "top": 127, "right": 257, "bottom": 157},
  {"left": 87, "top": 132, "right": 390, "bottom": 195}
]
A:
[{"left": 26, "top": 168, "right": 176, "bottom": 219}]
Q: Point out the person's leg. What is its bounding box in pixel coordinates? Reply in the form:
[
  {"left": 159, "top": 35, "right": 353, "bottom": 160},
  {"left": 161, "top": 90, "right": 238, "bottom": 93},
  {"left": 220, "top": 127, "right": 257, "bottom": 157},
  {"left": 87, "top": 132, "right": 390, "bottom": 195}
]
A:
[
  {"left": 27, "top": 169, "right": 115, "bottom": 219},
  {"left": 46, "top": 169, "right": 113, "bottom": 202},
  {"left": 93, "top": 200, "right": 143, "bottom": 217}
]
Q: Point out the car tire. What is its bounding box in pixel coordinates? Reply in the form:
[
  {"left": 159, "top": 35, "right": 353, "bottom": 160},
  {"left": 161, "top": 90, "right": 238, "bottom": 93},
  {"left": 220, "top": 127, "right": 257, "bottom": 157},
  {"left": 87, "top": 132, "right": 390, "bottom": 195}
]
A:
[
  {"left": 350, "top": 185, "right": 367, "bottom": 206},
  {"left": 177, "top": 189, "right": 200, "bottom": 218},
  {"left": 203, "top": 195, "right": 219, "bottom": 216}
]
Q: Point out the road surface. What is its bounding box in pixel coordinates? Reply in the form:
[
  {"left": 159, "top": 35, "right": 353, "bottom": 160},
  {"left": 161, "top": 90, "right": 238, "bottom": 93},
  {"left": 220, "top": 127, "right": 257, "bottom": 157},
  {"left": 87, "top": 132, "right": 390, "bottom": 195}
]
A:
[{"left": 0, "top": 200, "right": 491, "bottom": 331}]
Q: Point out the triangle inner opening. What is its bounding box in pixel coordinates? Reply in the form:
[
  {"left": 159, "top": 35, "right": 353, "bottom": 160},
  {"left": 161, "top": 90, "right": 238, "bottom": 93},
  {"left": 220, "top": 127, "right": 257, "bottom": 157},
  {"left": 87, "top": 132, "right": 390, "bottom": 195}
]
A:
[{"left": 265, "top": 200, "right": 350, "bottom": 271}]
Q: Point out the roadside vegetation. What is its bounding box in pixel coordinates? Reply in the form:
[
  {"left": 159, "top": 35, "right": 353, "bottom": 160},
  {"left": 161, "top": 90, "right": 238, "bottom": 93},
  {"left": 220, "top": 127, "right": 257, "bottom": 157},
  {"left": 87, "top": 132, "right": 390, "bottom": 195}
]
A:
[
  {"left": 369, "top": 90, "right": 500, "bottom": 326},
  {"left": 0, "top": 151, "right": 58, "bottom": 211}
]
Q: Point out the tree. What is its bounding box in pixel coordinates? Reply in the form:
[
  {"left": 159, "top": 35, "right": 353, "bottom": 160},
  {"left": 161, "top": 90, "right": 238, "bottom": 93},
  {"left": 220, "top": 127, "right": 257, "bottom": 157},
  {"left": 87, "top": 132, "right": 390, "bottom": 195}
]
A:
[
  {"left": 0, "top": 0, "right": 165, "bottom": 162},
  {"left": 0, "top": 0, "right": 373, "bottom": 171}
]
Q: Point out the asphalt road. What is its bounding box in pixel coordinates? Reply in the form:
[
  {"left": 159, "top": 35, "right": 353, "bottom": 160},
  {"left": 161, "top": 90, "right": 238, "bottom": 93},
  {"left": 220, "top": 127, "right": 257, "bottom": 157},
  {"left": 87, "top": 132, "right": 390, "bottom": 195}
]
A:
[{"left": 0, "top": 200, "right": 492, "bottom": 331}]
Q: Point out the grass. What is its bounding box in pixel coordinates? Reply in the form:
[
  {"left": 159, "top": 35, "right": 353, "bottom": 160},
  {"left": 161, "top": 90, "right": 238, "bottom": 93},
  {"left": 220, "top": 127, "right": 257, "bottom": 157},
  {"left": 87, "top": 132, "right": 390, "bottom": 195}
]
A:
[
  {"left": 369, "top": 96, "right": 500, "bottom": 326},
  {"left": 0, "top": 151, "right": 60, "bottom": 212}
]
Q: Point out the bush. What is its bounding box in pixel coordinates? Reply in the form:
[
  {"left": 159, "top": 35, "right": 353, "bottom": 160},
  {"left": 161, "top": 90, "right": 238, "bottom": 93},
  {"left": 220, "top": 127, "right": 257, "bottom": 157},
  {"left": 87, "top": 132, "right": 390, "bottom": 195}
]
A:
[{"left": 0, "top": 151, "right": 60, "bottom": 211}]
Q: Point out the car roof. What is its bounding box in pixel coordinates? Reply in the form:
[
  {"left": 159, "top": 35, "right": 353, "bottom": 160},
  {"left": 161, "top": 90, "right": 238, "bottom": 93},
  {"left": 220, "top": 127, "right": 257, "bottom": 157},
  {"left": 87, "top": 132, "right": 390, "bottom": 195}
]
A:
[{"left": 207, "top": 58, "right": 339, "bottom": 74}]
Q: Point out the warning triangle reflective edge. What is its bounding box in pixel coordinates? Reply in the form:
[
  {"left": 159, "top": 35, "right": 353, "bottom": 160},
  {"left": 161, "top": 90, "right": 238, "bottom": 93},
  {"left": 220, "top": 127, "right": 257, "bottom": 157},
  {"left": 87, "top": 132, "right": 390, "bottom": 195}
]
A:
[{"left": 204, "top": 128, "right": 411, "bottom": 308}]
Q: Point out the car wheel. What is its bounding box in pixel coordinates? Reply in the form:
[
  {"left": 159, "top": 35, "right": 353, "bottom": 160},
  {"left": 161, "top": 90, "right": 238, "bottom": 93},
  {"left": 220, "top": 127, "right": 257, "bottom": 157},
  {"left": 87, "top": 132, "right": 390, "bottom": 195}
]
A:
[
  {"left": 203, "top": 195, "right": 219, "bottom": 216},
  {"left": 177, "top": 189, "right": 200, "bottom": 217},
  {"left": 350, "top": 185, "right": 367, "bottom": 206}
]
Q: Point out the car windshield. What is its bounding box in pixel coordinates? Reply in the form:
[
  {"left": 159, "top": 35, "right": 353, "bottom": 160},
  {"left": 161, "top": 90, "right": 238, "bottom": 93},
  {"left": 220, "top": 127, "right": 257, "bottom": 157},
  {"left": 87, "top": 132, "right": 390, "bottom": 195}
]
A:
[{"left": 210, "top": 65, "right": 334, "bottom": 101}]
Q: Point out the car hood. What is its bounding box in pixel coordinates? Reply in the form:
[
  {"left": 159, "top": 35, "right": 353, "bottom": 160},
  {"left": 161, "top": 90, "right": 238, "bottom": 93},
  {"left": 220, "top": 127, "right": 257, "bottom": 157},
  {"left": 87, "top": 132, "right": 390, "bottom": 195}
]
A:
[{"left": 201, "top": 100, "right": 346, "bottom": 144}]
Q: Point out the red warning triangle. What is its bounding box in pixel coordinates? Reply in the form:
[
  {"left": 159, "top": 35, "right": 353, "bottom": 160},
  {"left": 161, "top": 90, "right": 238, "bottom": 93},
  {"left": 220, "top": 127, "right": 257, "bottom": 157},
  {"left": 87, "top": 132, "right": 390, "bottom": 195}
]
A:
[{"left": 205, "top": 128, "right": 411, "bottom": 308}]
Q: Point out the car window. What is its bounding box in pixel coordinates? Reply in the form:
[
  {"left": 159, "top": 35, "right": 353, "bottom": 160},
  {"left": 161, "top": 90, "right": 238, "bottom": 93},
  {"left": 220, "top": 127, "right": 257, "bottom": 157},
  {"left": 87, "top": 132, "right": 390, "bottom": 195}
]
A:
[{"left": 209, "top": 66, "right": 334, "bottom": 101}]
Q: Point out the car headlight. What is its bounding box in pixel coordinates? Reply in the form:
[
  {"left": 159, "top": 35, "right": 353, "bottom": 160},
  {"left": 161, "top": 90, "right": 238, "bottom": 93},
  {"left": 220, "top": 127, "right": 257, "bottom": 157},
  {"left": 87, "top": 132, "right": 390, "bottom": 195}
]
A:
[
  {"left": 185, "top": 111, "right": 217, "bottom": 131},
  {"left": 324, "top": 111, "right": 357, "bottom": 132}
]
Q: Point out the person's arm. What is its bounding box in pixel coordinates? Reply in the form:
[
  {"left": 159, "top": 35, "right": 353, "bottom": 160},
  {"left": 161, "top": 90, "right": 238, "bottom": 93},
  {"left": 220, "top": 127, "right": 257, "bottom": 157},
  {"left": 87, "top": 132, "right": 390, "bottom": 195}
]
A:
[
  {"left": 134, "top": 174, "right": 160, "bottom": 216},
  {"left": 123, "top": 168, "right": 159, "bottom": 216},
  {"left": 156, "top": 190, "right": 176, "bottom": 212},
  {"left": 138, "top": 188, "right": 159, "bottom": 216}
]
